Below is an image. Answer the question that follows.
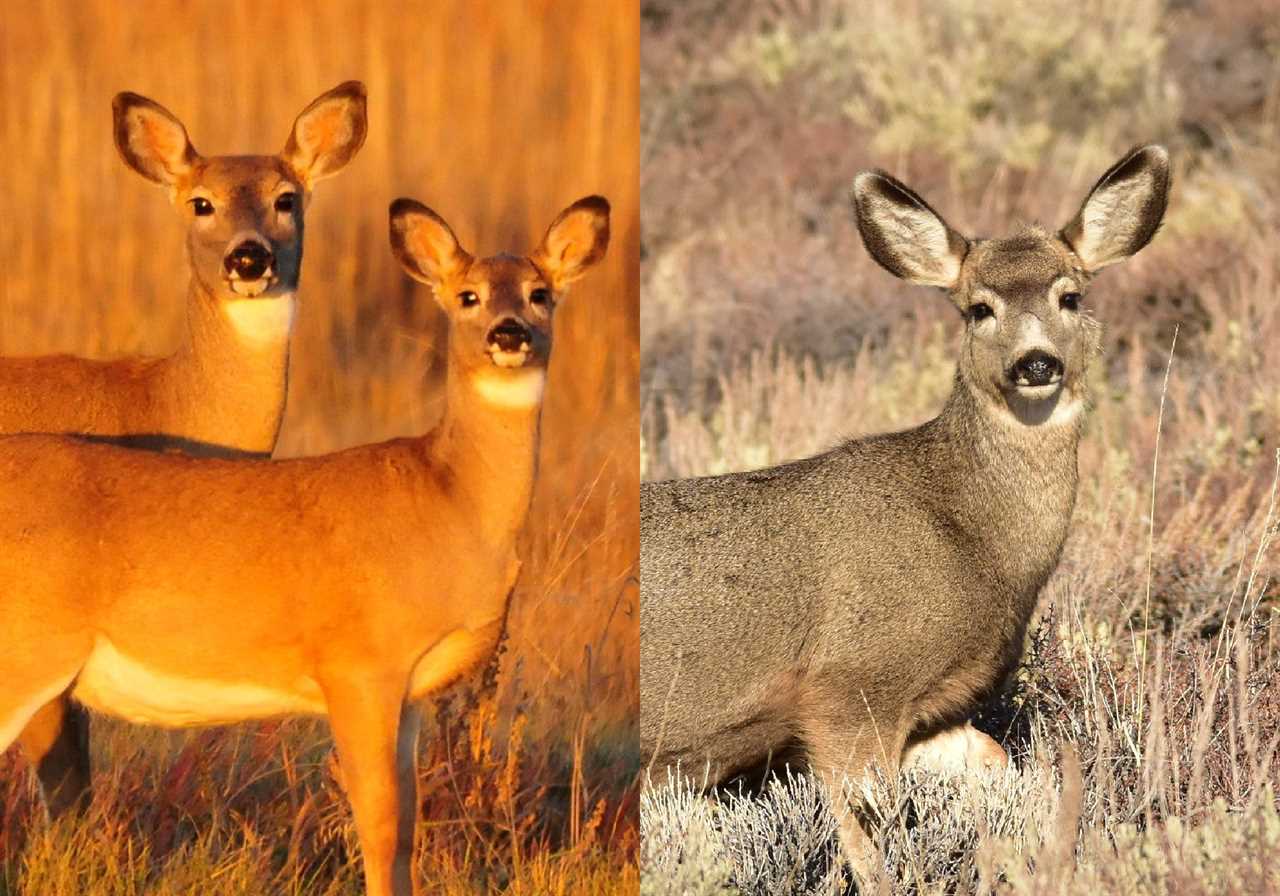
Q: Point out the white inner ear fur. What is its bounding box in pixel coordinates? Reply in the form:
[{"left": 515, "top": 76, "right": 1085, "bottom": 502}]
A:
[
  {"left": 471, "top": 368, "right": 546, "bottom": 409},
  {"left": 1075, "top": 175, "right": 1155, "bottom": 269},
  {"left": 223, "top": 295, "right": 297, "bottom": 345},
  {"left": 857, "top": 176, "right": 961, "bottom": 287},
  {"left": 129, "top": 111, "right": 189, "bottom": 166}
]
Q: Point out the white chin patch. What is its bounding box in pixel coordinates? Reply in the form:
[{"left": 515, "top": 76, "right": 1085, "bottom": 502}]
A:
[
  {"left": 228, "top": 278, "right": 274, "bottom": 298},
  {"left": 223, "top": 294, "right": 296, "bottom": 344},
  {"left": 472, "top": 368, "right": 546, "bottom": 409},
  {"left": 1014, "top": 382, "right": 1062, "bottom": 401},
  {"left": 489, "top": 348, "right": 531, "bottom": 369}
]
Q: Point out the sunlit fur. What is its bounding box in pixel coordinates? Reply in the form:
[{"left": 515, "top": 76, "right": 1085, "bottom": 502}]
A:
[
  {"left": 0, "top": 80, "right": 366, "bottom": 845},
  {"left": 0, "top": 196, "right": 608, "bottom": 896}
]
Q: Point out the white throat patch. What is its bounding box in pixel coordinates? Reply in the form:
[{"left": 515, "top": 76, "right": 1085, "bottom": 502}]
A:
[
  {"left": 471, "top": 368, "right": 546, "bottom": 409},
  {"left": 223, "top": 294, "right": 296, "bottom": 345}
]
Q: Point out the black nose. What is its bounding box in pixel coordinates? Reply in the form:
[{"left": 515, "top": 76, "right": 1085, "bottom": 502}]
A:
[
  {"left": 224, "top": 241, "right": 274, "bottom": 280},
  {"left": 487, "top": 318, "right": 532, "bottom": 353},
  {"left": 1011, "top": 350, "right": 1064, "bottom": 387}
]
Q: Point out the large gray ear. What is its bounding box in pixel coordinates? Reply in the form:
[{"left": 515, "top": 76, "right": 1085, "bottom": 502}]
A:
[
  {"left": 851, "top": 171, "right": 968, "bottom": 288},
  {"left": 1060, "top": 145, "right": 1170, "bottom": 272}
]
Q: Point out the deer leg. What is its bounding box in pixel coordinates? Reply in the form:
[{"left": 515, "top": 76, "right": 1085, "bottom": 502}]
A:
[
  {"left": 17, "top": 695, "right": 91, "bottom": 817},
  {"left": 0, "top": 654, "right": 88, "bottom": 830},
  {"left": 396, "top": 703, "right": 422, "bottom": 895},
  {"left": 803, "top": 706, "right": 906, "bottom": 889},
  {"left": 324, "top": 676, "right": 418, "bottom": 896}
]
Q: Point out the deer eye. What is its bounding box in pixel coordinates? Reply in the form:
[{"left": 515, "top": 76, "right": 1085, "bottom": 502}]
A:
[
  {"left": 1060, "top": 291, "right": 1081, "bottom": 312},
  {"left": 529, "top": 287, "right": 551, "bottom": 306},
  {"left": 968, "top": 302, "right": 994, "bottom": 322},
  {"left": 458, "top": 291, "right": 479, "bottom": 308},
  {"left": 189, "top": 197, "right": 214, "bottom": 216},
  {"left": 274, "top": 193, "right": 297, "bottom": 213}
]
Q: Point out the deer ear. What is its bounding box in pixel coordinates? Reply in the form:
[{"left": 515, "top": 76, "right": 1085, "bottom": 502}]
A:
[
  {"left": 851, "top": 171, "right": 968, "bottom": 289},
  {"left": 531, "top": 196, "right": 610, "bottom": 289},
  {"left": 113, "top": 92, "right": 199, "bottom": 187},
  {"left": 388, "top": 198, "right": 472, "bottom": 291},
  {"left": 1060, "top": 145, "right": 1170, "bottom": 272},
  {"left": 283, "top": 81, "right": 368, "bottom": 187}
]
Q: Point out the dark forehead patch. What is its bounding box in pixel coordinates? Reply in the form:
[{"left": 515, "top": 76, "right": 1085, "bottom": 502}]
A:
[
  {"left": 193, "top": 155, "right": 296, "bottom": 193},
  {"left": 467, "top": 253, "right": 541, "bottom": 287},
  {"left": 970, "top": 229, "right": 1072, "bottom": 295}
]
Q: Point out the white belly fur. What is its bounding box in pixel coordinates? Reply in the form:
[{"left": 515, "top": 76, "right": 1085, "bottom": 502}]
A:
[
  {"left": 73, "top": 637, "right": 324, "bottom": 727},
  {"left": 409, "top": 621, "right": 504, "bottom": 700}
]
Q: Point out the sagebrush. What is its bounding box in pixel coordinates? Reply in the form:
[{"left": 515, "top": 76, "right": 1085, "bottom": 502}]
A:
[{"left": 641, "top": 0, "right": 1279, "bottom": 892}]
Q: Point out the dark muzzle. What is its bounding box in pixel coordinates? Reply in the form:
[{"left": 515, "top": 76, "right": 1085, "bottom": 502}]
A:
[
  {"left": 487, "top": 319, "right": 532, "bottom": 353},
  {"left": 224, "top": 240, "right": 274, "bottom": 281},
  {"left": 1011, "top": 350, "right": 1064, "bottom": 387}
]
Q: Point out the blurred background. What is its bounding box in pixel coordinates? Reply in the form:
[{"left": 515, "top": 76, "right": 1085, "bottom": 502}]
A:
[
  {"left": 642, "top": 0, "right": 1280, "bottom": 892},
  {"left": 0, "top": 1, "right": 637, "bottom": 893}
]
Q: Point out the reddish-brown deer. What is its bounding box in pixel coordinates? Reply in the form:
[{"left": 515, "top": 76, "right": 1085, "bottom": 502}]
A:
[
  {"left": 0, "top": 81, "right": 367, "bottom": 820},
  {"left": 0, "top": 195, "right": 609, "bottom": 896}
]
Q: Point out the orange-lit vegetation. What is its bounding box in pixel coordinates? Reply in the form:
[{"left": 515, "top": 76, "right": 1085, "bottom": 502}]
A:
[{"left": 0, "top": 1, "right": 638, "bottom": 892}]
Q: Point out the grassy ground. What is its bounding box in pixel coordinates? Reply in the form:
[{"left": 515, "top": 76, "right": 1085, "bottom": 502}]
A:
[
  {"left": 641, "top": 0, "right": 1279, "bottom": 892},
  {"left": 0, "top": 1, "right": 638, "bottom": 892}
]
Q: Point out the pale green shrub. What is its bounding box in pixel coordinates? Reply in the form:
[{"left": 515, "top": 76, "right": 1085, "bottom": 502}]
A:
[{"left": 723, "top": 0, "right": 1180, "bottom": 174}]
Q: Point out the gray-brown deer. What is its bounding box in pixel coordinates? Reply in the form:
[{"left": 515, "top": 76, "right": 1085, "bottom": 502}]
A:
[
  {"left": 0, "top": 81, "right": 366, "bottom": 820},
  {"left": 640, "top": 146, "right": 1169, "bottom": 878},
  {"left": 0, "top": 195, "right": 608, "bottom": 896}
]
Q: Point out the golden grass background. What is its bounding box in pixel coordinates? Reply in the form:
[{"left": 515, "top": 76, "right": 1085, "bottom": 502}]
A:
[{"left": 0, "top": 1, "right": 638, "bottom": 892}]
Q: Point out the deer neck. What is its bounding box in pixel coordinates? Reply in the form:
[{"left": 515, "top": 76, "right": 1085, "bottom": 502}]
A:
[
  {"left": 428, "top": 357, "right": 545, "bottom": 548},
  {"left": 164, "top": 282, "right": 294, "bottom": 455},
  {"left": 930, "top": 373, "right": 1087, "bottom": 587}
]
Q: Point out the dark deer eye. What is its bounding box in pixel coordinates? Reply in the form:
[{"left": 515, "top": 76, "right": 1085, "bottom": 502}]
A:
[
  {"left": 458, "top": 291, "right": 479, "bottom": 308},
  {"left": 1060, "top": 291, "right": 1081, "bottom": 312},
  {"left": 274, "top": 193, "right": 297, "bottom": 213},
  {"left": 968, "top": 302, "right": 994, "bottom": 322},
  {"left": 189, "top": 197, "right": 214, "bottom": 216},
  {"left": 529, "top": 287, "right": 551, "bottom": 306}
]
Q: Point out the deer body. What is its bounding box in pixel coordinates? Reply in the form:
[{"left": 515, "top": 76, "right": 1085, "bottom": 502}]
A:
[
  {"left": 0, "top": 82, "right": 367, "bottom": 819},
  {"left": 0, "top": 289, "right": 293, "bottom": 456},
  {"left": 2, "top": 428, "right": 522, "bottom": 731},
  {"left": 642, "top": 381, "right": 1081, "bottom": 779},
  {"left": 0, "top": 196, "right": 610, "bottom": 896},
  {"left": 640, "top": 146, "right": 1169, "bottom": 876}
]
